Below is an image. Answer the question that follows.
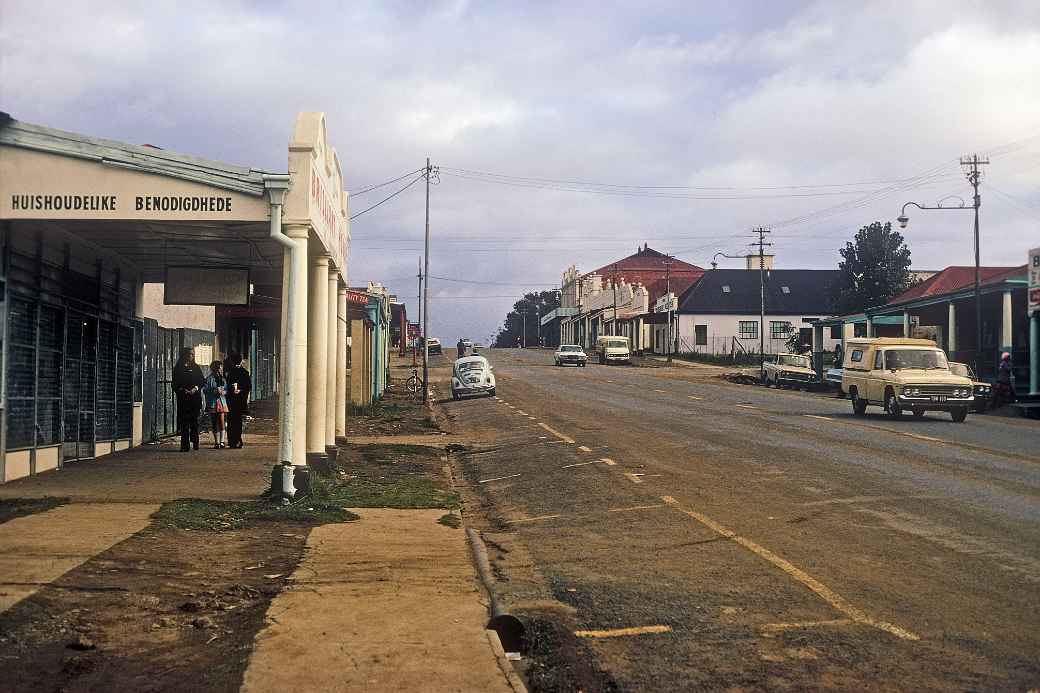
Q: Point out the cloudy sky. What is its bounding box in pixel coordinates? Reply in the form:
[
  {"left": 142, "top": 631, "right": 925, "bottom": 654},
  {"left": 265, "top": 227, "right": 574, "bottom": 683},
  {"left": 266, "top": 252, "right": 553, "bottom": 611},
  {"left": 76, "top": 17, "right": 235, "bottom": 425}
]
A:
[{"left": 2, "top": 1, "right": 1038, "bottom": 341}]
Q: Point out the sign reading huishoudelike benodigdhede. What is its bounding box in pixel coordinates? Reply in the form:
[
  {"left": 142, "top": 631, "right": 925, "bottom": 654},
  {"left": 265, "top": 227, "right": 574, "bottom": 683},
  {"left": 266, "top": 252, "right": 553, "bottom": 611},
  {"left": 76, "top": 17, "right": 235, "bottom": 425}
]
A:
[
  {"left": 10, "top": 193, "right": 235, "bottom": 213},
  {"left": 1029, "top": 247, "right": 1040, "bottom": 317}
]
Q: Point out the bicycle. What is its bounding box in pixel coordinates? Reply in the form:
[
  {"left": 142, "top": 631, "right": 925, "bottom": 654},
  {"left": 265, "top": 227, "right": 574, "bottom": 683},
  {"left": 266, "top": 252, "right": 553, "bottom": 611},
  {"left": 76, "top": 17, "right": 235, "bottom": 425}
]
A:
[{"left": 406, "top": 367, "right": 424, "bottom": 394}]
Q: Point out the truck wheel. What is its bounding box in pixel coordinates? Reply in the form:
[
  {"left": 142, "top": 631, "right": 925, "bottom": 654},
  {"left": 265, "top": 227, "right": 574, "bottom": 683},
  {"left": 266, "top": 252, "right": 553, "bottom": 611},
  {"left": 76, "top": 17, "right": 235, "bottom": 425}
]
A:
[
  {"left": 950, "top": 407, "right": 968, "bottom": 423},
  {"left": 851, "top": 390, "right": 867, "bottom": 416},
  {"left": 885, "top": 391, "right": 903, "bottom": 419},
  {"left": 452, "top": 389, "right": 459, "bottom": 401}
]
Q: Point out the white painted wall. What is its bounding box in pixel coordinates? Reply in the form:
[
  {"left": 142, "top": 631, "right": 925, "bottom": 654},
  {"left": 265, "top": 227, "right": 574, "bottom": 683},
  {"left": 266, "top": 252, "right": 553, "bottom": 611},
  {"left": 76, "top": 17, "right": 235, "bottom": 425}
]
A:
[{"left": 661, "top": 314, "right": 843, "bottom": 355}]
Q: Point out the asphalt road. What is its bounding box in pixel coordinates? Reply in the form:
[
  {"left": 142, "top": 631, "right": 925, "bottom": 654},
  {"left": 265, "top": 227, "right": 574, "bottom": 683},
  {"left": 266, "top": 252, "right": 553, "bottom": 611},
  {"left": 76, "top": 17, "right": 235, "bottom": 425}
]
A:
[{"left": 442, "top": 349, "right": 1040, "bottom": 692}]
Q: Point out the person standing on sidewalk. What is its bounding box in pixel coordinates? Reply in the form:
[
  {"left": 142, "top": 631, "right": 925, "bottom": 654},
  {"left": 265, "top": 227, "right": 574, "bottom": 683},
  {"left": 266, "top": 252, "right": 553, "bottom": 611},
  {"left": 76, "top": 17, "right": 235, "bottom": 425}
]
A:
[
  {"left": 172, "top": 348, "right": 204, "bottom": 452},
  {"left": 204, "top": 361, "right": 230, "bottom": 449},
  {"left": 224, "top": 351, "right": 252, "bottom": 449}
]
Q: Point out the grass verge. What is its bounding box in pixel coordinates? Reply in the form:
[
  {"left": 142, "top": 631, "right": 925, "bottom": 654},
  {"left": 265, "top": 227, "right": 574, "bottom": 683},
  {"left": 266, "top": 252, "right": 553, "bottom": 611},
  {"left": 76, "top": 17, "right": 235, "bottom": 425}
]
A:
[
  {"left": 0, "top": 497, "right": 68, "bottom": 524},
  {"left": 152, "top": 497, "right": 359, "bottom": 531}
]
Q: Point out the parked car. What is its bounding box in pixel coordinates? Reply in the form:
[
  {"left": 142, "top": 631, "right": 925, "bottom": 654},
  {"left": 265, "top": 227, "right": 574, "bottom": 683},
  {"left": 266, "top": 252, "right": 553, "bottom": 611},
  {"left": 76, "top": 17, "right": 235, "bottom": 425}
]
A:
[
  {"left": 594, "top": 336, "right": 631, "bottom": 364},
  {"left": 554, "top": 344, "right": 587, "bottom": 367},
  {"left": 451, "top": 355, "right": 496, "bottom": 399},
  {"left": 825, "top": 367, "right": 845, "bottom": 396},
  {"left": 949, "top": 361, "right": 991, "bottom": 413},
  {"left": 841, "top": 338, "right": 973, "bottom": 422},
  {"left": 763, "top": 353, "right": 816, "bottom": 388},
  {"left": 426, "top": 337, "right": 442, "bottom": 355}
]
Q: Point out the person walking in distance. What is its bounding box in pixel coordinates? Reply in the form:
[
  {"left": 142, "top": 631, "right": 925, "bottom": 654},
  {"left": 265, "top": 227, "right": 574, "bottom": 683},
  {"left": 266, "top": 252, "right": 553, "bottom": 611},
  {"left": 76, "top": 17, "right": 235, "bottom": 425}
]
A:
[
  {"left": 204, "top": 361, "right": 230, "bottom": 449},
  {"left": 457, "top": 338, "right": 466, "bottom": 360},
  {"left": 172, "top": 347, "right": 204, "bottom": 452},
  {"left": 225, "top": 351, "right": 252, "bottom": 449}
]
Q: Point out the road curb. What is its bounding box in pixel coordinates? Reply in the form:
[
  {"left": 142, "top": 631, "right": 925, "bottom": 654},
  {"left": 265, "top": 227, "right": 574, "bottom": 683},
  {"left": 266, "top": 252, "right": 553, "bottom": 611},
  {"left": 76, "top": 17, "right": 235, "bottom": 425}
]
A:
[{"left": 486, "top": 628, "right": 529, "bottom": 693}]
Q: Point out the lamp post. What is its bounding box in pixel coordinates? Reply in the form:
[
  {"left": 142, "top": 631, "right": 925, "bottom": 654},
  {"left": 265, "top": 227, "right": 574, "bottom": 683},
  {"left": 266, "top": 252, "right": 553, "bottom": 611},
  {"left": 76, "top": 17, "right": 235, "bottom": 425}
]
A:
[{"left": 899, "top": 155, "right": 987, "bottom": 374}]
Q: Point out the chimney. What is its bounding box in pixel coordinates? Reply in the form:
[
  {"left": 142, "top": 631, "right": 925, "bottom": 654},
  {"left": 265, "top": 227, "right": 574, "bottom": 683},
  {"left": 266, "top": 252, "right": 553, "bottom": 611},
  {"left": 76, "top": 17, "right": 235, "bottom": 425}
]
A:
[{"left": 746, "top": 254, "right": 775, "bottom": 271}]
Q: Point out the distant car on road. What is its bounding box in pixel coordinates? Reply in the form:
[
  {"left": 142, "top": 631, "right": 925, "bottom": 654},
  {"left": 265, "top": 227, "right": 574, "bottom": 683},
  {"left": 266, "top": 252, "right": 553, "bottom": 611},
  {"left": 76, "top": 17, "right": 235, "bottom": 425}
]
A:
[
  {"left": 842, "top": 338, "right": 973, "bottom": 422},
  {"left": 949, "top": 361, "right": 991, "bottom": 413},
  {"left": 825, "top": 367, "right": 845, "bottom": 395},
  {"left": 762, "top": 353, "right": 815, "bottom": 389},
  {"left": 594, "top": 336, "right": 631, "bottom": 364},
  {"left": 426, "top": 337, "right": 442, "bottom": 355},
  {"left": 554, "top": 344, "right": 587, "bottom": 367},
  {"left": 451, "top": 355, "right": 496, "bottom": 399}
]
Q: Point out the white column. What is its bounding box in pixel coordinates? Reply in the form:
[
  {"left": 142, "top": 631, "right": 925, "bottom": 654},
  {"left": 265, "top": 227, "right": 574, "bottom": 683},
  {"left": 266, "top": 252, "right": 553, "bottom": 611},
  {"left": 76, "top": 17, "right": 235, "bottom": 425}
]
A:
[
  {"left": 948, "top": 302, "right": 957, "bottom": 353},
  {"left": 1002, "top": 290, "right": 1013, "bottom": 349},
  {"left": 325, "top": 268, "right": 338, "bottom": 450},
  {"left": 865, "top": 316, "right": 873, "bottom": 338},
  {"left": 283, "top": 225, "right": 309, "bottom": 467},
  {"left": 307, "top": 254, "right": 330, "bottom": 457},
  {"left": 336, "top": 287, "right": 347, "bottom": 441},
  {"left": 903, "top": 310, "right": 910, "bottom": 338}
]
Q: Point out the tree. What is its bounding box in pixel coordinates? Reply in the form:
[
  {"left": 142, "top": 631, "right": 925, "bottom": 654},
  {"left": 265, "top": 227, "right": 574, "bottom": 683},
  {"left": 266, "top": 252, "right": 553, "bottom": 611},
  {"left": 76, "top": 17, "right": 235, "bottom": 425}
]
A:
[
  {"left": 831, "top": 221, "right": 913, "bottom": 314},
  {"left": 494, "top": 290, "right": 560, "bottom": 348}
]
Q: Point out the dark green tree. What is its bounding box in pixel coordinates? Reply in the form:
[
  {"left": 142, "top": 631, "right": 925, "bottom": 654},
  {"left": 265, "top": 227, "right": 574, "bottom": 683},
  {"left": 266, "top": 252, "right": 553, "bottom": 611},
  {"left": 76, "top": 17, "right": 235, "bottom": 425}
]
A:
[
  {"left": 831, "top": 221, "right": 913, "bottom": 314},
  {"left": 494, "top": 290, "right": 560, "bottom": 348}
]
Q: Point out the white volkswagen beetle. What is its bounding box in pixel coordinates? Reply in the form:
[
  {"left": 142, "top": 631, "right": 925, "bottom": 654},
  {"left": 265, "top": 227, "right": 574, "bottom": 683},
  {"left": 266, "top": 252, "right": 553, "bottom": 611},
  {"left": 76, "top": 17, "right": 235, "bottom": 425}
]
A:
[{"left": 452, "top": 355, "right": 496, "bottom": 399}]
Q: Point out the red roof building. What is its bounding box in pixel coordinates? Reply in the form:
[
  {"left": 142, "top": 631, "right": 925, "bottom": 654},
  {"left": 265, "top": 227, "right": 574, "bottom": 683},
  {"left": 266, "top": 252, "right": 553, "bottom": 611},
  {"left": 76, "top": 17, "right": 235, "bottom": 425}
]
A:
[
  {"left": 888, "top": 266, "right": 1025, "bottom": 305},
  {"left": 588, "top": 245, "right": 704, "bottom": 305}
]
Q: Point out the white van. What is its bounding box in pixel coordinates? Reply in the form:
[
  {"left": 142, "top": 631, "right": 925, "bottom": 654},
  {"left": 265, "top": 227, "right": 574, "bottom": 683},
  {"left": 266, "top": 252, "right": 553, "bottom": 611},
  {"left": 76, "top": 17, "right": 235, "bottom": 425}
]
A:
[{"left": 595, "top": 336, "right": 631, "bottom": 364}]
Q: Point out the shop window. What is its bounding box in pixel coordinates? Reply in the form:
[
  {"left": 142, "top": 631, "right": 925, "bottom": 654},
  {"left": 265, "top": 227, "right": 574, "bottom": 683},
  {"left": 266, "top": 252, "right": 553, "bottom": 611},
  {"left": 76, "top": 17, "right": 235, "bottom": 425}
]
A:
[
  {"left": 739, "top": 321, "right": 757, "bottom": 339},
  {"left": 116, "top": 324, "right": 133, "bottom": 439},
  {"left": 770, "top": 321, "right": 792, "bottom": 339},
  {"left": 95, "top": 320, "right": 116, "bottom": 441},
  {"left": 695, "top": 325, "right": 708, "bottom": 346}
]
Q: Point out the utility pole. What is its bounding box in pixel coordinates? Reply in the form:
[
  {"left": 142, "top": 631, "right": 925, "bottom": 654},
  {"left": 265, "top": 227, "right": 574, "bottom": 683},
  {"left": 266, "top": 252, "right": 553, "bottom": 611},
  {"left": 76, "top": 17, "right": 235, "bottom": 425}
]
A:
[
  {"left": 663, "top": 256, "right": 673, "bottom": 362},
  {"left": 612, "top": 263, "right": 619, "bottom": 336},
  {"left": 421, "top": 158, "right": 434, "bottom": 406},
  {"left": 522, "top": 301, "right": 527, "bottom": 348},
  {"left": 751, "top": 227, "right": 772, "bottom": 382},
  {"left": 961, "top": 154, "right": 989, "bottom": 375},
  {"left": 414, "top": 257, "right": 422, "bottom": 366}
]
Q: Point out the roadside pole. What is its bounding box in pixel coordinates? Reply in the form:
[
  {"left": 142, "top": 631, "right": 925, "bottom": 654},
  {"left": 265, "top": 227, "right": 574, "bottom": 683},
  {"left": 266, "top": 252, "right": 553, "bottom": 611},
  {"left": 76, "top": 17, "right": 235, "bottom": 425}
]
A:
[
  {"left": 664, "top": 256, "right": 673, "bottom": 362},
  {"left": 421, "top": 158, "right": 432, "bottom": 406},
  {"left": 752, "top": 227, "right": 772, "bottom": 382}
]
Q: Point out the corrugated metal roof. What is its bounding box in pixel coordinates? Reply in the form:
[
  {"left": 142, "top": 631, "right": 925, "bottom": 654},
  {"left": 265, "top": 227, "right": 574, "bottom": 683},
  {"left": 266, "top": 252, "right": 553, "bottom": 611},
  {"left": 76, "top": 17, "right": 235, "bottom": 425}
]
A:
[
  {"left": 887, "top": 265, "right": 1025, "bottom": 304},
  {"left": 678, "top": 269, "right": 841, "bottom": 315},
  {"left": 0, "top": 113, "right": 276, "bottom": 197}
]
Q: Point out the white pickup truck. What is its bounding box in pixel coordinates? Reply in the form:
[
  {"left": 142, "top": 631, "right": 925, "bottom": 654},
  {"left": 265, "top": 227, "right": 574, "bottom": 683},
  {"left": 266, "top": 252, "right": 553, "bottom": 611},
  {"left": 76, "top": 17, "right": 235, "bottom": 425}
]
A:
[{"left": 762, "top": 353, "right": 816, "bottom": 388}]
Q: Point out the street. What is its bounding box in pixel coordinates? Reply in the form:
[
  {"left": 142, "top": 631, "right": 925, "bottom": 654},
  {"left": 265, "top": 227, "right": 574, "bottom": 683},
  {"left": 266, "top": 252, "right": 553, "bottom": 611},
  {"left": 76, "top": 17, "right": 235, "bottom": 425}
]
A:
[{"left": 444, "top": 349, "right": 1040, "bottom": 691}]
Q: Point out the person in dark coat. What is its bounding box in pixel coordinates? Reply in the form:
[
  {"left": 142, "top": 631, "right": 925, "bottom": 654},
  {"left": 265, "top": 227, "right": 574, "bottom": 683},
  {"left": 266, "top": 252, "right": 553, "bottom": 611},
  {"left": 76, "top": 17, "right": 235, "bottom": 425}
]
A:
[
  {"left": 224, "top": 351, "right": 252, "bottom": 449},
  {"left": 172, "top": 347, "right": 205, "bottom": 451}
]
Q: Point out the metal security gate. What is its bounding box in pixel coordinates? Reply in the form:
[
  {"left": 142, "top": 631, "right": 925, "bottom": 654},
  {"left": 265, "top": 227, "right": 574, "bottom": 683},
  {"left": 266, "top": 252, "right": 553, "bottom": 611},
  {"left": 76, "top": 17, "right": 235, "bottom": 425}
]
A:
[
  {"left": 142, "top": 321, "right": 215, "bottom": 442},
  {"left": 63, "top": 312, "right": 97, "bottom": 461}
]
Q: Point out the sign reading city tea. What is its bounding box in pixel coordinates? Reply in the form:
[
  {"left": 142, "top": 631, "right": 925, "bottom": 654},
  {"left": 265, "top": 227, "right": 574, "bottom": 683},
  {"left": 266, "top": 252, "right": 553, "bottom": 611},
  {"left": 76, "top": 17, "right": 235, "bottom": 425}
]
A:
[
  {"left": 1030, "top": 247, "right": 1040, "bottom": 316},
  {"left": 164, "top": 266, "right": 250, "bottom": 306}
]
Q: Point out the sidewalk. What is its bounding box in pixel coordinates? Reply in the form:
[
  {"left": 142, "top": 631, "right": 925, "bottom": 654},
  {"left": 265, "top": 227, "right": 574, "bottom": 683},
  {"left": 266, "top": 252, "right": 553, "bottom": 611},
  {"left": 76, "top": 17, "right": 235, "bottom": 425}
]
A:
[{"left": 0, "top": 392, "right": 521, "bottom": 692}]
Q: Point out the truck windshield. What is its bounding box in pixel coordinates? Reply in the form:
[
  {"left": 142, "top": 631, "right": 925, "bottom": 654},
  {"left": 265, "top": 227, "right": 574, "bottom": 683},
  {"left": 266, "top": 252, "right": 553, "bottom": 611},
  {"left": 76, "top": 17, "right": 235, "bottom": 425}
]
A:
[
  {"left": 779, "top": 355, "right": 811, "bottom": 368},
  {"left": 605, "top": 339, "right": 628, "bottom": 348},
  {"left": 884, "top": 349, "right": 949, "bottom": 370}
]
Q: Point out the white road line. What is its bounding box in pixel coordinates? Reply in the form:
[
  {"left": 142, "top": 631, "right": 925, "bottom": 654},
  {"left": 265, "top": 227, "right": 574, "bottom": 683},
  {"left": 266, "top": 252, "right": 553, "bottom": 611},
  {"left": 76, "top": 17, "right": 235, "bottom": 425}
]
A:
[
  {"left": 505, "top": 514, "right": 562, "bottom": 524},
  {"left": 538, "top": 422, "right": 576, "bottom": 444},
  {"left": 575, "top": 625, "right": 672, "bottom": 638},
  {"left": 608, "top": 504, "right": 665, "bottom": 513},
  {"left": 561, "top": 460, "right": 597, "bottom": 469},
  {"left": 479, "top": 474, "right": 521, "bottom": 484},
  {"left": 660, "top": 496, "right": 919, "bottom": 641},
  {"left": 577, "top": 445, "right": 592, "bottom": 452},
  {"left": 600, "top": 458, "right": 617, "bottom": 466},
  {"left": 654, "top": 389, "right": 668, "bottom": 394},
  {"left": 804, "top": 414, "right": 833, "bottom": 421},
  {"left": 687, "top": 395, "right": 703, "bottom": 401},
  {"left": 623, "top": 472, "right": 644, "bottom": 484},
  {"left": 736, "top": 404, "right": 757, "bottom": 409},
  {"left": 517, "top": 410, "right": 528, "bottom": 415}
]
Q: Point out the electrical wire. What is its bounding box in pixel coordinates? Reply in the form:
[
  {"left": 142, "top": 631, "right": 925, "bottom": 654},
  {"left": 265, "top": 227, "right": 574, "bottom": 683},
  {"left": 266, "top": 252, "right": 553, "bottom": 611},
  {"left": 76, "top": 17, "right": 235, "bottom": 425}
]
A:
[
  {"left": 428, "top": 275, "right": 560, "bottom": 286},
  {"left": 349, "top": 173, "right": 425, "bottom": 220},
  {"left": 349, "top": 168, "right": 424, "bottom": 196}
]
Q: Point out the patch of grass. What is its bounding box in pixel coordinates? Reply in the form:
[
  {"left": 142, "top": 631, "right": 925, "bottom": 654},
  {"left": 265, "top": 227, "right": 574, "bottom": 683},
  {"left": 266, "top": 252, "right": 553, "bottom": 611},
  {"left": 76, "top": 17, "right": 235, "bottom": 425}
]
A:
[
  {"left": 0, "top": 497, "right": 68, "bottom": 524},
  {"left": 310, "top": 474, "right": 459, "bottom": 510},
  {"left": 358, "top": 443, "right": 437, "bottom": 460},
  {"left": 348, "top": 401, "right": 416, "bottom": 418},
  {"left": 418, "top": 416, "right": 440, "bottom": 430},
  {"left": 437, "top": 513, "right": 461, "bottom": 528},
  {"left": 152, "top": 497, "right": 359, "bottom": 532},
  {"left": 520, "top": 616, "right": 621, "bottom": 693}
]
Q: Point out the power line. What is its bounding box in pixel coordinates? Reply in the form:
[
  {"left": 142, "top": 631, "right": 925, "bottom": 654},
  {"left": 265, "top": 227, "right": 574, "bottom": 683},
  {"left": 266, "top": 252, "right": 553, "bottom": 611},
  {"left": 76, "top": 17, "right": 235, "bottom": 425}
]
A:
[
  {"left": 349, "top": 173, "right": 425, "bottom": 220},
  {"left": 427, "top": 275, "right": 559, "bottom": 287},
  {"left": 350, "top": 168, "right": 424, "bottom": 196}
]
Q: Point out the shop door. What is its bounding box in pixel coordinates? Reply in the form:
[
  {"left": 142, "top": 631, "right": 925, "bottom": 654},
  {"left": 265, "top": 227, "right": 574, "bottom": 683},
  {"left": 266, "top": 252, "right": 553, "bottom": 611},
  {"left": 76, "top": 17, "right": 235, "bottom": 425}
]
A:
[{"left": 63, "top": 312, "right": 97, "bottom": 460}]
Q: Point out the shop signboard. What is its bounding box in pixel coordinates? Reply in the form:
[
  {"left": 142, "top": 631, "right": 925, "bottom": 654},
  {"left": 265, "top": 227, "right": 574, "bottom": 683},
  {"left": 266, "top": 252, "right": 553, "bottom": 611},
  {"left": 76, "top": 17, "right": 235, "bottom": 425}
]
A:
[{"left": 1030, "top": 247, "right": 1040, "bottom": 316}]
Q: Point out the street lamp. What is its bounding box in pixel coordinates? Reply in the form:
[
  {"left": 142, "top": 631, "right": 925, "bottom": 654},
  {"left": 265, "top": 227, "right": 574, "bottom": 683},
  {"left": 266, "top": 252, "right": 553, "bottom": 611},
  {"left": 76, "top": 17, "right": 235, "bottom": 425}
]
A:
[{"left": 899, "top": 153, "right": 988, "bottom": 374}]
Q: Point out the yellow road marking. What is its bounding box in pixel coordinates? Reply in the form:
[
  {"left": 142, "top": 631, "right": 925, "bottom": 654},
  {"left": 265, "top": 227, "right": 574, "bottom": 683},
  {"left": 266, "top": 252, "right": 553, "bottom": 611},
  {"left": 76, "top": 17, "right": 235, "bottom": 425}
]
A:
[
  {"left": 517, "top": 410, "right": 528, "bottom": 415},
  {"left": 760, "top": 619, "right": 854, "bottom": 633},
  {"left": 479, "top": 474, "right": 521, "bottom": 484},
  {"left": 624, "top": 472, "right": 644, "bottom": 484},
  {"left": 562, "top": 460, "right": 597, "bottom": 469},
  {"left": 736, "top": 404, "right": 757, "bottom": 410},
  {"left": 660, "top": 496, "right": 919, "bottom": 641},
  {"left": 608, "top": 504, "right": 665, "bottom": 513},
  {"left": 577, "top": 445, "right": 592, "bottom": 452},
  {"left": 600, "top": 458, "right": 617, "bottom": 466},
  {"left": 804, "top": 414, "right": 832, "bottom": 421},
  {"left": 538, "top": 422, "right": 575, "bottom": 444},
  {"left": 575, "top": 625, "right": 672, "bottom": 638},
  {"left": 687, "top": 395, "right": 703, "bottom": 401},
  {"left": 654, "top": 389, "right": 667, "bottom": 393},
  {"left": 505, "top": 514, "right": 562, "bottom": 524}
]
